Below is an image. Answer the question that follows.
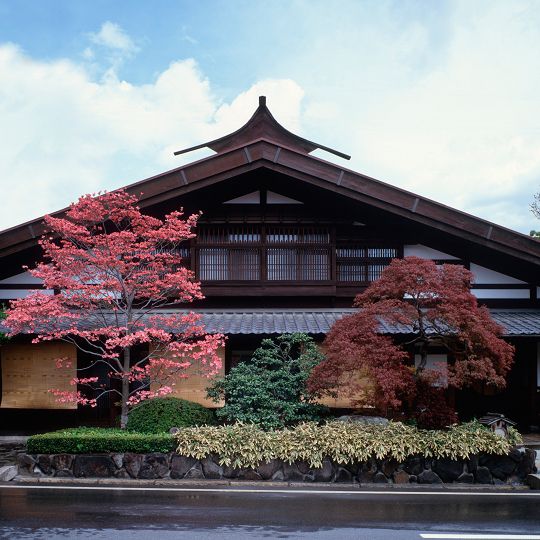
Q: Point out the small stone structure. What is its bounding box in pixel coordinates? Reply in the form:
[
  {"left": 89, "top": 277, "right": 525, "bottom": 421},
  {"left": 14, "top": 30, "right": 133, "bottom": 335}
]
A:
[
  {"left": 0, "top": 439, "right": 27, "bottom": 467},
  {"left": 15, "top": 448, "right": 537, "bottom": 484}
]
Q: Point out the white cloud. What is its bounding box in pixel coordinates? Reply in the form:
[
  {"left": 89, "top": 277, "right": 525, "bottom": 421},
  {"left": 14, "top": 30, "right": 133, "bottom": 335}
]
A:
[
  {"left": 89, "top": 21, "right": 138, "bottom": 55},
  {"left": 299, "top": 0, "right": 540, "bottom": 233},
  {"left": 0, "top": 43, "right": 302, "bottom": 230}
]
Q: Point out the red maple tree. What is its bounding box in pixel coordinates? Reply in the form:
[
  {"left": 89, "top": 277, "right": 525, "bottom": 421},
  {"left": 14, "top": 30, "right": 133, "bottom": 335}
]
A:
[
  {"left": 6, "top": 190, "right": 224, "bottom": 428},
  {"left": 308, "top": 257, "right": 514, "bottom": 424}
]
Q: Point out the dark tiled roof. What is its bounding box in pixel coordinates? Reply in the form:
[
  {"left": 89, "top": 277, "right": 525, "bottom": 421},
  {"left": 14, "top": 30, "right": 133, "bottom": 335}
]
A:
[
  {"left": 171, "top": 309, "right": 540, "bottom": 337},
  {"left": 2, "top": 309, "right": 539, "bottom": 337}
]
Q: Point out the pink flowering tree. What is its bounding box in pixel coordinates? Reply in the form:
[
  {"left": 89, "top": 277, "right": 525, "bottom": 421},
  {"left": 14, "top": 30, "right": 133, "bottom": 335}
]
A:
[{"left": 5, "top": 190, "right": 224, "bottom": 428}]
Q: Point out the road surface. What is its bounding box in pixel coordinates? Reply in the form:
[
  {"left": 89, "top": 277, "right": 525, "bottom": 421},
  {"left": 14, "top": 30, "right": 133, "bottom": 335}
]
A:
[{"left": 1, "top": 484, "right": 539, "bottom": 539}]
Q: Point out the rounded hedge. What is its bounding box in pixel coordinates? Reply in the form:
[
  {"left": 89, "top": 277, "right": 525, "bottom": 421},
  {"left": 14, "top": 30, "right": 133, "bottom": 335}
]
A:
[{"left": 126, "top": 397, "right": 216, "bottom": 433}]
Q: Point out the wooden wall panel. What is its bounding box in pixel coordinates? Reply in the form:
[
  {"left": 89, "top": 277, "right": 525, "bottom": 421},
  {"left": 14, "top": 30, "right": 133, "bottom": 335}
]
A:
[
  {"left": 315, "top": 344, "right": 375, "bottom": 409},
  {"left": 1, "top": 342, "right": 77, "bottom": 409},
  {"left": 150, "top": 346, "right": 225, "bottom": 408}
]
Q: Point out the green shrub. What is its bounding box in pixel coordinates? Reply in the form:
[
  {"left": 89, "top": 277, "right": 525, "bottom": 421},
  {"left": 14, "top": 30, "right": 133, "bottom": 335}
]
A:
[
  {"left": 27, "top": 427, "right": 175, "bottom": 454},
  {"left": 126, "top": 397, "right": 216, "bottom": 433},
  {"left": 175, "top": 420, "right": 522, "bottom": 469},
  {"left": 207, "top": 333, "right": 328, "bottom": 430}
]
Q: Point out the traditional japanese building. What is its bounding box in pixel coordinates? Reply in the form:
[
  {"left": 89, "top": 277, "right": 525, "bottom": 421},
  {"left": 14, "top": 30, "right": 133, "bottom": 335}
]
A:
[{"left": 1, "top": 96, "right": 539, "bottom": 432}]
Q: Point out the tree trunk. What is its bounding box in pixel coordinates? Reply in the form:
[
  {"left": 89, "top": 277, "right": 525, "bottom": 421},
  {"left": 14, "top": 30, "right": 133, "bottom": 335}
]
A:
[
  {"left": 417, "top": 341, "right": 427, "bottom": 373},
  {"left": 120, "top": 346, "right": 131, "bottom": 429}
]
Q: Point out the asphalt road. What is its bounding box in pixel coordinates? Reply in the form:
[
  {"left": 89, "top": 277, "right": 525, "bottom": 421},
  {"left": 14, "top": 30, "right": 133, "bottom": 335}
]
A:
[{"left": 1, "top": 485, "right": 540, "bottom": 539}]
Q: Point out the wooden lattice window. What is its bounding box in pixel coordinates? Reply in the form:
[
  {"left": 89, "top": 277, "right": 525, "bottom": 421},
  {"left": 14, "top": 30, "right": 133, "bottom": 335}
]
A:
[{"left": 336, "top": 246, "right": 399, "bottom": 283}]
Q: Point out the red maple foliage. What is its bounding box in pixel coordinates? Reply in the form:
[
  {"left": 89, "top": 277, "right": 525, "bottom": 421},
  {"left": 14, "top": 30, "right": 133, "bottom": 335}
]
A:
[
  {"left": 308, "top": 257, "right": 514, "bottom": 424},
  {"left": 5, "top": 191, "right": 224, "bottom": 428}
]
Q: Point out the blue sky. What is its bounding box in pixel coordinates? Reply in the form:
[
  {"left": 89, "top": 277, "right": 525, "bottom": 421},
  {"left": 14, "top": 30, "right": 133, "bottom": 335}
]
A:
[{"left": 0, "top": 0, "right": 539, "bottom": 233}]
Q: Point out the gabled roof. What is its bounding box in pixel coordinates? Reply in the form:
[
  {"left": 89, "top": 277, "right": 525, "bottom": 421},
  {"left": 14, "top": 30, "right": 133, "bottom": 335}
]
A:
[{"left": 1, "top": 98, "right": 540, "bottom": 273}]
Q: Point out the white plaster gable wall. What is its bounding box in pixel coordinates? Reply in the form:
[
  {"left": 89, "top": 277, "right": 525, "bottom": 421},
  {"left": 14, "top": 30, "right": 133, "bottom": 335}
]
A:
[
  {"left": 0, "top": 271, "right": 42, "bottom": 284},
  {"left": 403, "top": 244, "right": 458, "bottom": 260},
  {"left": 469, "top": 263, "right": 526, "bottom": 285}
]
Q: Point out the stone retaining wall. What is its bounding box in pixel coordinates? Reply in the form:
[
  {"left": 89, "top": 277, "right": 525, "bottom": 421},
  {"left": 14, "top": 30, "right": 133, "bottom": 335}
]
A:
[
  {"left": 17, "top": 447, "right": 537, "bottom": 484},
  {"left": 0, "top": 442, "right": 26, "bottom": 467}
]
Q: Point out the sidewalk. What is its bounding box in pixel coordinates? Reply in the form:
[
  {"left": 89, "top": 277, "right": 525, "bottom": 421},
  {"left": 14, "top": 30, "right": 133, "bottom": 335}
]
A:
[{"left": 5, "top": 475, "right": 533, "bottom": 492}]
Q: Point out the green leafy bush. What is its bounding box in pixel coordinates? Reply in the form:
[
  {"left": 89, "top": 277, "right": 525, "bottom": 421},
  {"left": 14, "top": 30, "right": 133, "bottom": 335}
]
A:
[
  {"left": 207, "top": 333, "right": 328, "bottom": 430},
  {"left": 126, "top": 397, "right": 216, "bottom": 433},
  {"left": 27, "top": 427, "right": 175, "bottom": 454},
  {"left": 175, "top": 421, "right": 522, "bottom": 469}
]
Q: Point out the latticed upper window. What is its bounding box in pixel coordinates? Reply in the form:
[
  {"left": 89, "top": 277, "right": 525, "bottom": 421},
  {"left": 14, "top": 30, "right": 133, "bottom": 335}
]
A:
[{"left": 194, "top": 225, "right": 398, "bottom": 283}]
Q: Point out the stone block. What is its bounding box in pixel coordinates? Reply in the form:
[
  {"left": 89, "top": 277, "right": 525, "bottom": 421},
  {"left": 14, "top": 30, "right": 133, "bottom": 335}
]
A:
[
  {"left": 52, "top": 454, "right": 74, "bottom": 471},
  {"left": 201, "top": 456, "right": 223, "bottom": 479},
  {"left": 433, "top": 458, "right": 464, "bottom": 482},
  {"left": 516, "top": 449, "right": 536, "bottom": 478},
  {"left": 124, "top": 453, "right": 143, "bottom": 478},
  {"left": 313, "top": 459, "right": 334, "bottom": 482},
  {"left": 382, "top": 459, "right": 399, "bottom": 478},
  {"left": 37, "top": 455, "right": 52, "bottom": 475},
  {"left": 138, "top": 453, "right": 169, "bottom": 479},
  {"left": 417, "top": 470, "right": 442, "bottom": 484},
  {"left": 257, "top": 459, "right": 282, "bottom": 481},
  {"left": 456, "top": 472, "right": 474, "bottom": 483},
  {"left": 17, "top": 454, "right": 36, "bottom": 476},
  {"left": 403, "top": 456, "right": 424, "bottom": 476},
  {"left": 393, "top": 470, "right": 410, "bottom": 484},
  {"left": 73, "top": 455, "right": 115, "bottom": 478},
  {"left": 482, "top": 455, "right": 517, "bottom": 480},
  {"left": 334, "top": 467, "right": 353, "bottom": 483},
  {"left": 282, "top": 463, "right": 304, "bottom": 482},
  {"left": 111, "top": 453, "right": 124, "bottom": 469},
  {"left": 170, "top": 455, "right": 198, "bottom": 479},
  {"left": 0, "top": 465, "right": 17, "bottom": 482},
  {"left": 474, "top": 466, "right": 492, "bottom": 484},
  {"left": 526, "top": 473, "right": 540, "bottom": 489},
  {"left": 373, "top": 471, "right": 389, "bottom": 483},
  {"left": 184, "top": 464, "right": 205, "bottom": 479}
]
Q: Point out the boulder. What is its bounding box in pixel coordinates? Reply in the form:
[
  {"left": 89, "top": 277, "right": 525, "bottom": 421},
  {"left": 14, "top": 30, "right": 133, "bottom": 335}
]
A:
[
  {"left": 17, "top": 454, "right": 36, "bottom": 476},
  {"left": 402, "top": 456, "right": 424, "bottom": 476},
  {"left": 114, "top": 469, "right": 131, "bottom": 479},
  {"left": 184, "top": 464, "right": 205, "bottom": 479},
  {"left": 456, "top": 472, "right": 474, "bottom": 484},
  {"left": 393, "top": 470, "right": 410, "bottom": 484},
  {"left": 516, "top": 449, "right": 536, "bottom": 478},
  {"left": 313, "top": 459, "right": 334, "bottom": 482},
  {"left": 475, "top": 466, "right": 492, "bottom": 484},
  {"left": 123, "top": 453, "right": 143, "bottom": 478},
  {"left": 52, "top": 454, "right": 74, "bottom": 471},
  {"left": 170, "top": 455, "right": 198, "bottom": 479},
  {"left": 417, "top": 470, "right": 442, "bottom": 484},
  {"left": 0, "top": 465, "right": 17, "bottom": 482},
  {"left": 334, "top": 467, "right": 353, "bottom": 483},
  {"left": 138, "top": 453, "right": 169, "bottom": 479},
  {"left": 433, "top": 458, "right": 464, "bottom": 482},
  {"left": 201, "top": 456, "right": 223, "bottom": 479},
  {"left": 222, "top": 465, "right": 240, "bottom": 479},
  {"left": 373, "top": 471, "right": 389, "bottom": 483},
  {"left": 111, "top": 454, "right": 124, "bottom": 469},
  {"left": 526, "top": 473, "right": 540, "bottom": 490},
  {"left": 481, "top": 455, "right": 517, "bottom": 480},
  {"left": 282, "top": 463, "right": 304, "bottom": 482},
  {"left": 73, "top": 455, "right": 115, "bottom": 478},
  {"left": 37, "top": 455, "right": 52, "bottom": 475},
  {"left": 382, "top": 459, "right": 399, "bottom": 478},
  {"left": 256, "top": 459, "right": 282, "bottom": 481}
]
